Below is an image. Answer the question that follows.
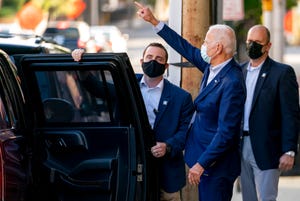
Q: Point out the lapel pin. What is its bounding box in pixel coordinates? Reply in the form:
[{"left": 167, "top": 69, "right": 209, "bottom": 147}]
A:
[
  {"left": 262, "top": 73, "right": 266, "bottom": 78},
  {"left": 163, "top": 101, "right": 168, "bottom": 105}
]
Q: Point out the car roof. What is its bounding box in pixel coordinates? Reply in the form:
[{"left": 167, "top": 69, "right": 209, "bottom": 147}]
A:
[
  {"left": 0, "top": 38, "right": 46, "bottom": 54},
  {"left": 0, "top": 34, "right": 71, "bottom": 54}
]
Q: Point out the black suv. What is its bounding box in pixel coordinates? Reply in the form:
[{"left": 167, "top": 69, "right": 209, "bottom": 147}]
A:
[
  {"left": 0, "top": 35, "right": 71, "bottom": 55},
  {"left": 0, "top": 45, "right": 159, "bottom": 201}
]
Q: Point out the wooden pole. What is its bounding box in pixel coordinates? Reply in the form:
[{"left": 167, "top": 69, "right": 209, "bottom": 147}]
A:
[
  {"left": 181, "top": 0, "right": 211, "bottom": 201},
  {"left": 181, "top": 0, "right": 211, "bottom": 99}
]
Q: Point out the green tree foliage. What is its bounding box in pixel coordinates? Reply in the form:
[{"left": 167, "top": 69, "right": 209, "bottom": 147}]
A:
[
  {"left": 287, "top": 0, "right": 298, "bottom": 9},
  {"left": 232, "top": 0, "right": 297, "bottom": 62},
  {"left": 29, "top": 0, "right": 82, "bottom": 20},
  {"left": 0, "top": 0, "right": 27, "bottom": 17},
  {"left": 0, "top": 0, "right": 84, "bottom": 20}
]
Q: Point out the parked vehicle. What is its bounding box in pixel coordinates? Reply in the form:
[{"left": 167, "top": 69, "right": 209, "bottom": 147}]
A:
[
  {"left": 90, "top": 25, "right": 128, "bottom": 53},
  {"left": 0, "top": 35, "right": 71, "bottom": 54},
  {"left": 43, "top": 21, "right": 92, "bottom": 51},
  {"left": 0, "top": 44, "right": 159, "bottom": 200}
]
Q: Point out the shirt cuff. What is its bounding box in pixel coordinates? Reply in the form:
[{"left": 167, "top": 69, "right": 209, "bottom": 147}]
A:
[
  {"left": 153, "top": 21, "right": 165, "bottom": 33},
  {"left": 285, "top": 151, "right": 295, "bottom": 157}
]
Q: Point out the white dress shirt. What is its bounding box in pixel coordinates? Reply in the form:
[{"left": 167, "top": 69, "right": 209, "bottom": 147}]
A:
[
  {"left": 206, "top": 59, "right": 231, "bottom": 85},
  {"left": 243, "top": 62, "right": 264, "bottom": 131},
  {"left": 140, "top": 76, "right": 164, "bottom": 128}
]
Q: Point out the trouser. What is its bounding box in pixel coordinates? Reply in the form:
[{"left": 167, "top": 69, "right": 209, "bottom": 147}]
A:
[
  {"left": 198, "top": 174, "right": 235, "bottom": 201},
  {"left": 241, "top": 136, "right": 280, "bottom": 201},
  {"left": 160, "top": 189, "right": 181, "bottom": 201}
]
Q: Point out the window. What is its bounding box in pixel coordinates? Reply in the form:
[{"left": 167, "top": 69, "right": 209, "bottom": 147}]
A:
[{"left": 35, "top": 69, "right": 120, "bottom": 124}]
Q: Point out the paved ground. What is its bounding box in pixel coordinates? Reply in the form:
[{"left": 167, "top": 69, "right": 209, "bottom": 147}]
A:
[{"left": 232, "top": 176, "right": 300, "bottom": 201}]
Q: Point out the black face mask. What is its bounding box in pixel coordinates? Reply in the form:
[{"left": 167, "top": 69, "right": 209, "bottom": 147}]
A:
[
  {"left": 246, "top": 41, "right": 264, "bottom": 59},
  {"left": 142, "top": 60, "right": 166, "bottom": 78}
]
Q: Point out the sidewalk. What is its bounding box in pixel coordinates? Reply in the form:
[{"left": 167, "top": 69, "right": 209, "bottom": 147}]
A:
[{"left": 232, "top": 176, "right": 300, "bottom": 201}]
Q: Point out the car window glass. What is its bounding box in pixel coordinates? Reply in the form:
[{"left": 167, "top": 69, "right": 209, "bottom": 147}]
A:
[
  {"left": 44, "top": 27, "right": 80, "bottom": 39},
  {"left": 35, "top": 69, "right": 120, "bottom": 124}
]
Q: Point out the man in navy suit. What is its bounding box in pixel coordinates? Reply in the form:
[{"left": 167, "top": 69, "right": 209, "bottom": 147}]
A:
[
  {"left": 240, "top": 25, "right": 300, "bottom": 201},
  {"left": 138, "top": 42, "right": 194, "bottom": 201},
  {"left": 135, "top": 2, "right": 246, "bottom": 201},
  {"left": 72, "top": 43, "right": 194, "bottom": 201}
]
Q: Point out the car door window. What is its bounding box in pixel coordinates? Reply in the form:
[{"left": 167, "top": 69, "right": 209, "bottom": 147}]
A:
[{"left": 35, "top": 69, "right": 120, "bottom": 124}]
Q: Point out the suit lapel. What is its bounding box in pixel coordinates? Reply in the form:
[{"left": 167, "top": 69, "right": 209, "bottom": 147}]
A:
[
  {"left": 195, "top": 59, "right": 235, "bottom": 103},
  {"left": 251, "top": 57, "right": 271, "bottom": 109},
  {"left": 153, "top": 79, "right": 171, "bottom": 129},
  {"left": 242, "top": 63, "right": 248, "bottom": 78},
  {"left": 200, "top": 67, "right": 210, "bottom": 91}
]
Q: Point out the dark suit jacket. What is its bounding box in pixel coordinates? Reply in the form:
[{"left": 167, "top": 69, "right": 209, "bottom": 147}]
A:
[
  {"left": 241, "top": 57, "right": 300, "bottom": 170},
  {"left": 157, "top": 24, "right": 246, "bottom": 179},
  {"left": 138, "top": 76, "right": 194, "bottom": 193}
]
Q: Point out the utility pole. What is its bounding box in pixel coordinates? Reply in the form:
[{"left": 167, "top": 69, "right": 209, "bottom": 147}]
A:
[
  {"left": 262, "top": 0, "right": 273, "bottom": 57},
  {"left": 262, "top": 0, "right": 285, "bottom": 61},
  {"left": 91, "top": 0, "right": 99, "bottom": 25},
  {"left": 181, "top": 1, "right": 211, "bottom": 200},
  {"left": 168, "top": 1, "right": 212, "bottom": 199},
  {"left": 180, "top": 0, "right": 211, "bottom": 99},
  {"left": 272, "top": 0, "right": 285, "bottom": 62}
]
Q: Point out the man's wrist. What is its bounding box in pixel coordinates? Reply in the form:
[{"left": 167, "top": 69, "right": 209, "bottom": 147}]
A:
[
  {"left": 150, "top": 18, "right": 159, "bottom": 26},
  {"left": 153, "top": 21, "right": 164, "bottom": 33}
]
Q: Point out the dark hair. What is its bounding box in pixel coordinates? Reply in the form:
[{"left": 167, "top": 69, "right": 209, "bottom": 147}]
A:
[{"left": 142, "top": 42, "right": 168, "bottom": 61}]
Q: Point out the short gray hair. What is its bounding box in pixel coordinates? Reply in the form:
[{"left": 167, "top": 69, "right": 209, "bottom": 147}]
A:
[{"left": 208, "top": 24, "right": 236, "bottom": 56}]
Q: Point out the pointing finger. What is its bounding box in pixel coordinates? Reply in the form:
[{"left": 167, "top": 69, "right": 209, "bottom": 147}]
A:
[{"left": 134, "top": 1, "right": 144, "bottom": 9}]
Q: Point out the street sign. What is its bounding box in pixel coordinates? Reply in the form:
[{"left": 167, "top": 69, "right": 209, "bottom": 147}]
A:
[{"left": 223, "top": 0, "right": 244, "bottom": 21}]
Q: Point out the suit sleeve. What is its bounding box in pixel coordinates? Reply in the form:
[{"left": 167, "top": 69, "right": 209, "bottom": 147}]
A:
[
  {"left": 157, "top": 24, "right": 207, "bottom": 73},
  {"left": 279, "top": 66, "right": 300, "bottom": 153},
  {"left": 166, "top": 93, "right": 194, "bottom": 158}
]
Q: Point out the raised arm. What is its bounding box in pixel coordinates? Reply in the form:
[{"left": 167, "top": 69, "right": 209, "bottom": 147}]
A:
[{"left": 134, "top": 1, "right": 159, "bottom": 26}]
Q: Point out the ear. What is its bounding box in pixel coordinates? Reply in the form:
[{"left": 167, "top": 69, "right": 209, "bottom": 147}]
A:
[
  {"left": 165, "top": 63, "right": 169, "bottom": 69},
  {"left": 140, "top": 59, "right": 143, "bottom": 65},
  {"left": 265, "top": 42, "right": 272, "bottom": 52},
  {"left": 217, "top": 43, "right": 223, "bottom": 54}
]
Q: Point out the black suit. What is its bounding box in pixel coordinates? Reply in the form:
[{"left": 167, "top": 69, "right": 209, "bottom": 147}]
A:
[{"left": 241, "top": 57, "right": 299, "bottom": 170}]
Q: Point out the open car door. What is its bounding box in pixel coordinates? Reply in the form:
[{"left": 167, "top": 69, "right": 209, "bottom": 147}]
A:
[{"left": 14, "top": 53, "right": 159, "bottom": 201}]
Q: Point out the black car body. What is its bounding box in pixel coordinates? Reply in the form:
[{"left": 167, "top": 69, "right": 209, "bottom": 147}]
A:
[{"left": 0, "top": 50, "right": 159, "bottom": 201}]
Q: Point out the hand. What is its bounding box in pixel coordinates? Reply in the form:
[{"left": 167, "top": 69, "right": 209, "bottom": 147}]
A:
[
  {"left": 279, "top": 154, "right": 295, "bottom": 171},
  {"left": 151, "top": 142, "right": 167, "bottom": 158},
  {"left": 134, "top": 1, "right": 159, "bottom": 26},
  {"left": 188, "top": 163, "right": 204, "bottom": 185},
  {"left": 72, "top": 48, "right": 85, "bottom": 62}
]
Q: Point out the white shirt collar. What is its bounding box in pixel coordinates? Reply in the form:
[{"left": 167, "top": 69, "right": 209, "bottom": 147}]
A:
[
  {"left": 140, "top": 75, "right": 164, "bottom": 89},
  {"left": 247, "top": 60, "right": 265, "bottom": 71},
  {"left": 209, "top": 58, "right": 232, "bottom": 73}
]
